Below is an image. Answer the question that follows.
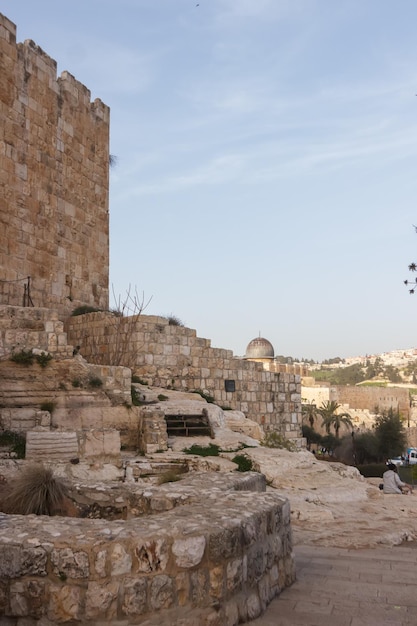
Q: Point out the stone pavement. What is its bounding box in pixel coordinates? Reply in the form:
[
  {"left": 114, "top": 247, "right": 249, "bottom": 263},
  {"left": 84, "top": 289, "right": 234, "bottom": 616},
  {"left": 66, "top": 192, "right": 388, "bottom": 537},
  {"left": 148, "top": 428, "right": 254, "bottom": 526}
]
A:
[{"left": 249, "top": 544, "right": 417, "bottom": 626}]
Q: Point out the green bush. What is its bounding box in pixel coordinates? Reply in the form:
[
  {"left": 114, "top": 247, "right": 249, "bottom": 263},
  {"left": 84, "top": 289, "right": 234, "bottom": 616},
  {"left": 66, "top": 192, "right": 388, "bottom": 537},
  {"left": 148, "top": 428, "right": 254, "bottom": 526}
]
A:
[
  {"left": 35, "top": 352, "right": 52, "bottom": 368},
  {"left": 72, "top": 378, "right": 82, "bottom": 388},
  {"left": 356, "top": 463, "right": 387, "bottom": 477},
  {"left": 71, "top": 305, "right": 101, "bottom": 316},
  {"left": 261, "top": 432, "right": 297, "bottom": 451},
  {"left": 183, "top": 443, "right": 221, "bottom": 457},
  {"left": 232, "top": 454, "right": 254, "bottom": 472},
  {"left": 0, "top": 431, "right": 26, "bottom": 458},
  {"left": 88, "top": 376, "right": 103, "bottom": 388},
  {"left": 157, "top": 394, "right": 168, "bottom": 401},
  {"left": 131, "top": 386, "right": 144, "bottom": 406},
  {"left": 10, "top": 349, "right": 34, "bottom": 366}
]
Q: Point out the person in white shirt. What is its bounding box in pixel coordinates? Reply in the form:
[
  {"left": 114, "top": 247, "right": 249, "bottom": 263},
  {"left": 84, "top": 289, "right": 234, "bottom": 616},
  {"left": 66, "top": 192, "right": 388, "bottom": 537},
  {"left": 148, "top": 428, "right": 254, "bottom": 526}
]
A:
[{"left": 383, "top": 463, "right": 413, "bottom": 494}]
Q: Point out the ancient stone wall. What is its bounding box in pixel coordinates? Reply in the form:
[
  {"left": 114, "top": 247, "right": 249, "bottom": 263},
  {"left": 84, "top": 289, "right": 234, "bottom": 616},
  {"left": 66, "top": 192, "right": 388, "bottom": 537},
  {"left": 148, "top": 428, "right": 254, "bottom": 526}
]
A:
[
  {"left": 0, "top": 473, "right": 295, "bottom": 625},
  {"left": 0, "top": 304, "right": 73, "bottom": 358},
  {"left": 302, "top": 383, "right": 410, "bottom": 422},
  {"left": 66, "top": 312, "right": 303, "bottom": 440},
  {"left": 0, "top": 14, "right": 109, "bottom": 317},
  {"left": 332, "top": 385, "right": 410, "bottom": 420}
]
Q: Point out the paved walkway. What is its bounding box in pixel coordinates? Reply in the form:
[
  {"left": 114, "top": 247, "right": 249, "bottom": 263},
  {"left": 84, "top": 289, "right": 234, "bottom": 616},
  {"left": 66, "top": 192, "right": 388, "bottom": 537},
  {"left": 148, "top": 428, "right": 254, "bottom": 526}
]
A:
[{"left": 249, "top": 544, "right": 417, "bottom": 626}]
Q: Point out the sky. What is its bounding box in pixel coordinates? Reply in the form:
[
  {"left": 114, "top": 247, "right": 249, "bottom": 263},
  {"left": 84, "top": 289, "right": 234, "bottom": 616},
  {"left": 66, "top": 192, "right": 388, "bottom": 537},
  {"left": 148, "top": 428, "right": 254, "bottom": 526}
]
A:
[{"left": 3, "top": 1, "right": 417, "bottom": 362}]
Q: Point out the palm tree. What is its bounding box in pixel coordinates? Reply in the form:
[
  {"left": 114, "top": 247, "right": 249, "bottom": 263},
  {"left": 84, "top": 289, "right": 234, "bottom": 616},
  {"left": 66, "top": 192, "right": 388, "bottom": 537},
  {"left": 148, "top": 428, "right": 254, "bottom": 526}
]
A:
[
  {"left": 317, "top": 400, "right": 353, "bottom": 438},
  {"left": 302, "top": 402, "right": 318, "bottom": 429}
]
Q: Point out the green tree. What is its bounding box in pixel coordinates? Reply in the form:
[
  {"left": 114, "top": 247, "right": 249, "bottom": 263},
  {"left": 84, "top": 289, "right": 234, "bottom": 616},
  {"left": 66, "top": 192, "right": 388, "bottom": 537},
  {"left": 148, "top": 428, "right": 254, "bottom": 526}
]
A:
[
  {"left": 374, "top": 408, "right": 407, "bottom": 461},
  {"left": 317, "top": 401, "right": 353, "bottom": 438},
  {"left": 301, "top": 424, "right": 323, "bottom": 449},
  {"left": 352, "top": 431, "right": 380, "bottom": 464},
  {"left": 302, "top": 403, "right": 318, "bottom": 429},
  {"left": 384, "top": 365, "right": 402, "bottom": 384},
  {"left": 321, "top": 433, "right": 340, "bottom": 454}
]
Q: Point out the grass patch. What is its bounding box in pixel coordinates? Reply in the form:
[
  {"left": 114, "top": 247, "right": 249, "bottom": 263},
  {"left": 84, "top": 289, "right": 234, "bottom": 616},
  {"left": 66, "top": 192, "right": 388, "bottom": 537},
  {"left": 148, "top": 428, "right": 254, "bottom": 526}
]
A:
[
  {"left": 232, "top": 454, "right": 254, "bottom": 472},
  {"left": 192, "top": 389, "right": 215, "bottom": 403},
  {"left": 357, "top": 381, "right": 388, "bottom": 388},
  {"left": 183, "top": 443, "right": 221, "bottom": 457}
]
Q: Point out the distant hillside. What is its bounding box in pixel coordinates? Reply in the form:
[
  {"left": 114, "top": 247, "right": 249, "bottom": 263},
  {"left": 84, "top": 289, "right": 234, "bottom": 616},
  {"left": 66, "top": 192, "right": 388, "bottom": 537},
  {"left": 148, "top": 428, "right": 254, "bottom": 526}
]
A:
[{"left": 310, "top": 356, "right": 417, "bottom": 387}]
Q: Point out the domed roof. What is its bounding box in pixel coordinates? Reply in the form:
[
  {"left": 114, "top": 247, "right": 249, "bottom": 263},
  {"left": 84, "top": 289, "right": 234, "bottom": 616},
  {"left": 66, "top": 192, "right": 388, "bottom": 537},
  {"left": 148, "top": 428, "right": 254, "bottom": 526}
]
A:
[{"left": 245, "top": 336, "right": 275, "bottom": 359}]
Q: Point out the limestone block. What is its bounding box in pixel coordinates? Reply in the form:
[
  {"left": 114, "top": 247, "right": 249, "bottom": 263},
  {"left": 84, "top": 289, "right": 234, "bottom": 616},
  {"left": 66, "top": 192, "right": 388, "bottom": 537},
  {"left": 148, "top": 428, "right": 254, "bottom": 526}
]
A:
[
  {"left": 224, "top": 411, "right": 264, "bottom": 441},
  {"left": 172, "top": 536, "right": 206, "bottom": 568},
  {"left": 122, "top": 578, "right": 148, "bottom": 616},
  {"left": 11, "top": 579, "right": 45, "bottom": 618},
  {"left": 149, "top": 575, "right": 175, "bottom": 610},
  {"left": 94, "top": 550, "right": 107, "bottom": 578},
  {"left": 246, "top": 592, "right": 262, "bottom": 620},
  {"left": 85, "top": 581, "right": 119, "bottom": 620},
  {"left": 208, "top": 527, "right": 241, "bottom": 562},
  {"left": 110, "top": 544, "right": 132, "bottom": 576},
  {"left": 0, "top": 545, "right": 48, "bottom": 578},
  {"left": 48, "top": 584, "right": 82, "bottom": 622},
  {"left": 175, "top": 571, "right": 190, "bottom": 607},
  {"left": 209, "top": 565, "right": 224, "bottom": 599},
  {"left": 226, "top": 557, "right": 246, "bottom": 592},
  {"left": 25, "top": 430, "right": 78, "bottom": 461},
  {"left": 134, "top": 539, "right": 169, "bottom": 573},
  {"left": 190, "top": 569, "right": 209, "bottom": 604},
  {"left": 81, "top": 429, "right": 120, "bottom": 460},
  {"left": 50, "top": 548, "right": 89, "bottom": 579}
]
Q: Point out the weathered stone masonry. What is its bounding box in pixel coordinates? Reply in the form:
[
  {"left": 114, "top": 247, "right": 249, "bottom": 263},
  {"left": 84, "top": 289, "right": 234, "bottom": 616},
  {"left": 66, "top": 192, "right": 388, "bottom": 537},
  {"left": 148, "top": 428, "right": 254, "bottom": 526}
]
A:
[
  {"left": 0, "top": 472, "right": 295, "bottom": 625},
  {"left": 0, "top": 14, "right": 109, "bottom": 317},
  {"left": 66, "top": 312, "right": 303, "bottom": 440}
]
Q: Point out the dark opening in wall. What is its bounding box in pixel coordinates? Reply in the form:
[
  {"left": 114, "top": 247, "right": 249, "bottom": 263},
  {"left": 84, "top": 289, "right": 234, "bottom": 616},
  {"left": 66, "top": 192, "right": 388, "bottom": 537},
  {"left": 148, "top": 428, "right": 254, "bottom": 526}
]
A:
[{"left": 225, "top": 380, "right": 236, "bottom": 392}]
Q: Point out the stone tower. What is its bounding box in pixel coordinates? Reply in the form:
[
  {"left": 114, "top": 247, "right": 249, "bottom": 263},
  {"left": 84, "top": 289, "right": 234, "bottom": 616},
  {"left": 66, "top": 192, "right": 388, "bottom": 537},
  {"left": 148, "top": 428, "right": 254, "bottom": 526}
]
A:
[{"left": 0, "top": 13, "right": 110, "bottom": 316}]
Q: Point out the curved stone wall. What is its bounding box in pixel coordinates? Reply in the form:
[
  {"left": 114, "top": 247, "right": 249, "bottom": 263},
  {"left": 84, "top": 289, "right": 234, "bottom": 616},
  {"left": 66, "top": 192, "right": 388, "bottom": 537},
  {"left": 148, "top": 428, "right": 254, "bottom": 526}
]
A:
[{"left": 0, "top": 473, "right": 295, "bottom": 625}]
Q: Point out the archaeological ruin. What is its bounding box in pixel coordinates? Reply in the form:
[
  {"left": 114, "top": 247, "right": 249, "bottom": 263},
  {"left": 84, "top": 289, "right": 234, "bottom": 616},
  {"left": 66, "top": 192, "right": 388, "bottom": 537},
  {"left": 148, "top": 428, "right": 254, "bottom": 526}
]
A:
[{"left": 0, "top": 12, "right": 303, "bottom": 624}]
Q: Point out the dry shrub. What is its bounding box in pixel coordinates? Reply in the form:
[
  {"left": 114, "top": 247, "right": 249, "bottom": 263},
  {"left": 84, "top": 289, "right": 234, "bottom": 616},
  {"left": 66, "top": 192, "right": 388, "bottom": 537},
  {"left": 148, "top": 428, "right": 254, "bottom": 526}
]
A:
[{"left": 1, "top": 464, "right": 69, "bottom": 516}]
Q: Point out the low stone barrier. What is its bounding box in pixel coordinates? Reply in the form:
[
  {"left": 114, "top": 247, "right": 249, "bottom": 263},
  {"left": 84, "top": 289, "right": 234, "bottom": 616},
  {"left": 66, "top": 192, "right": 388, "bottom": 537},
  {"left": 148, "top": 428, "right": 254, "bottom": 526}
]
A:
[{"left": 0, "top": 472, "right": 295, "bottom": 625}]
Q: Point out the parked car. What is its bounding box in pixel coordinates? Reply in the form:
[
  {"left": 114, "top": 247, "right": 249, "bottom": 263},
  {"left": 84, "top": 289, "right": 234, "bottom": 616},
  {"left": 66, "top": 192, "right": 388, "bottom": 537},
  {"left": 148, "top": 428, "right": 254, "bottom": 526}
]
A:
[{"left": 387, "top": 456, "right": 404, "bottom": 467}]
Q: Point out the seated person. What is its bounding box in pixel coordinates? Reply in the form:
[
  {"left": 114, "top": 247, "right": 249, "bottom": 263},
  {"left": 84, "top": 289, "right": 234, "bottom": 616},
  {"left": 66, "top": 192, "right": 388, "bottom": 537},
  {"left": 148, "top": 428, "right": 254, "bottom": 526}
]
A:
[{"left": 383, "top": 463, "right": 413, "bottom": 494}]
